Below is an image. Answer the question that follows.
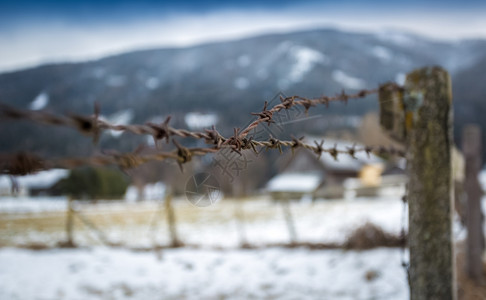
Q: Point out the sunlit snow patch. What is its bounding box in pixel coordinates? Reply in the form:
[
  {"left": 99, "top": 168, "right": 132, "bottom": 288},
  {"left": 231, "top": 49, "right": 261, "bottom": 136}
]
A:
[
  {"left": 106, "top": 75, "right": 126, "bottom": 87},
  {"left": 376, "top": 30, "right": 416, "bottom": 47},
  {"left": 145, "top": 77, "right": 160, "bottom": 90},
  {"left": 288, "top": 45, "right": 328, "bottom": 82},
  {"left": 100, "top": 109, "right": 134, "bottom": 137},
  {"left": 371, "top": 46, "right": 393, "bottom": 61},
  {"left": 29, "top": 92, "right": 49, "bottom": 110},
  {"left": 184, "top": 112, "right": 218, "bottom": 130},
  {"left": 267, "top": 172, "right": 322, "bottom": 193},
  {"left": 395, "top": 73, "right": 406, "bottom": 85},
  {"left": 237, "top": 55, "right": 251, "bottom": 67},
  {"left": 332, "top": 70, "right": 366, "bottom": 90},
  {"left": 234, "top": 77, "right": 249, "bottom": 90}
]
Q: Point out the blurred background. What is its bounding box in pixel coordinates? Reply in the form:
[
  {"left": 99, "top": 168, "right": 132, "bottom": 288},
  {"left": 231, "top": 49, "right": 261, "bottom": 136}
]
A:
[{"left": 1, "top": 0, "right": 486, "bottom": 299}]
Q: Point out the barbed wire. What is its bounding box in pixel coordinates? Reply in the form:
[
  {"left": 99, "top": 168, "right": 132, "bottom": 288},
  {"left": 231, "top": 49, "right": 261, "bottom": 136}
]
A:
[
  {"left": 240, "top": 88, "right": 381, "bottom": 138},
  {"left": 0, "top": 137, "right": 405, "bottom": 176},
  {"left": 0, "top": 87, "right": 385, "bottom": 146},
  {"left": 0, "top": 86, "right": 405, "bottom": 175}
]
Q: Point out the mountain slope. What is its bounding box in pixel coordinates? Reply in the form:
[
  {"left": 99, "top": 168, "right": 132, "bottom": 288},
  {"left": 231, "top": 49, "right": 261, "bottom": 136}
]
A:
[{"left": 1, "top": 28, "right": 485, "bottom": 157}]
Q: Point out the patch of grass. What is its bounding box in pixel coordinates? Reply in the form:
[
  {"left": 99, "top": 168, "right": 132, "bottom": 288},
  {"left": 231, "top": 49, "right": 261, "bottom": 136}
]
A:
[{"left": 344, "top": 222, "right": 404, "bottom": 249}]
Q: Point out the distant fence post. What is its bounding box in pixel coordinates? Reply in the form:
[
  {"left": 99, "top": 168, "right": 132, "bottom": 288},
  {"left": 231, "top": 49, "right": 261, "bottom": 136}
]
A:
[
  {"left": 165, "top": 188, "right": 181, "bottom": 247},
  {"left": 379, "top": 66, "right": 455, "bottom": 299},
  {"left": 462, "top": 124, "right": 484, "bottom": 281},
  {"left": 234, "top": 199, "right": 249, "bottom": 247},
  {"left": 281, "top": 200, "right": 297, "bottom": 244},
  {"left": 65, "top": 196, "right": 75, "bottom": 247}
]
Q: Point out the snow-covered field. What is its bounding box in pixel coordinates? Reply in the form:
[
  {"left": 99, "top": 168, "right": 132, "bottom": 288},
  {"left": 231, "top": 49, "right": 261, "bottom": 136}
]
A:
[
  {"left": 0, "top": 196, "right": 407, "bottom": 248},
  {"left": 2, "top": 194, "right": 474, "bottom": 299},
  {"left": 0, "top": 247, "right": 408, "bottom": 300}
]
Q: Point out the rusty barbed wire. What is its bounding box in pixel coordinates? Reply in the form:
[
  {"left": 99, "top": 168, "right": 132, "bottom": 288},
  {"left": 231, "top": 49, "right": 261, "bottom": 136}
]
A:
[
  {"left": 0, "top": 136, "right": 405, "bottom": 176},
  {"left": 0, "top": 103, "right": 218, "bottom": 146},
  {"left": 239, "top": 88, "right": 381, "bottom": 138},
  {"left": 0, "top": 86, "right": 405, "bottom": 175},
  {"left": 0, "top": 145, "right": 220, "bottom": 175},
  {"left": 0, "top": 87, "right": 385, "bottom": 146}
]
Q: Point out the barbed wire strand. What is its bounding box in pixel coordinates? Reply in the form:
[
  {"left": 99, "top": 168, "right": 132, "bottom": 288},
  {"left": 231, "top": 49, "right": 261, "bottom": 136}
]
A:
[
  {"left": 0, "top": 85, "right": 405, "bottom": 175},
  {"left": 0, "top": 137, "right": 405, "bottom": 176},
  {"left": 239, "top": 88, "right": 382, "bottom": 138},
  {"left": 0, "top": 86, "right": 395, "bottom": 147}
]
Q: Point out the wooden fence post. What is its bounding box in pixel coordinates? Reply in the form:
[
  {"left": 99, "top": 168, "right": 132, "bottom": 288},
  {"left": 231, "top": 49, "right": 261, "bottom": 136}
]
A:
[
  {"left": 405, "top": 67, "right": 455, "bottom": 299},
  {"left": 65, "top": 196, "right": 75, "bottom": 247},
  {"left": 165, "top": 188, "right": 182, "bottom": 247},
  {"left": 380, "top": 66, "right": 455, "bottom": 299},
  {"left": 462, "top": 124, "right": 484, "bottom": 281},
  {"left": 281, "top": 200, "right": 297, "bottom": 244},
  {"left": 235, "top": 199, "right": 249, "bottom": 247}
]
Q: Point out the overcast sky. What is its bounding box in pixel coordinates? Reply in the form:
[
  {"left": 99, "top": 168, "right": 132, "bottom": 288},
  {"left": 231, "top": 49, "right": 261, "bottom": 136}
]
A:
[{"left": 1, "top": 0, "right": 485, "bottom": 72}]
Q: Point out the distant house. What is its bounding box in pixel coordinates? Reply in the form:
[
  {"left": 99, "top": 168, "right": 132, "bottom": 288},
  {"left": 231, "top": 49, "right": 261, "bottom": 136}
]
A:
[
  {"left": 0, "top": 169, "right": 69, "bottom": 197},
  {"left": 125, "top": 182, "right": 167, "bottom": 202},
  {"left": 266, "top": 172, "right": 322, "bottom": 200},
  {"left": 268, "top": 138, "right": 387, "bottom": 200}
]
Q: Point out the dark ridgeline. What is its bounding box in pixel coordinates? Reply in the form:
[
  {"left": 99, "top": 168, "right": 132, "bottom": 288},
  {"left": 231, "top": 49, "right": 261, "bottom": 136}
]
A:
[{"left": 0, "top": 28, "right": 485, "bottom": 158}]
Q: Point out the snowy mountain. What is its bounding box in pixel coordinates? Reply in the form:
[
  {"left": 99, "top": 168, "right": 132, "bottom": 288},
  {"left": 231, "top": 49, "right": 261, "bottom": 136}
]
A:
[{"left": 0, "top": 28, "right": 485, "bottom": 156}]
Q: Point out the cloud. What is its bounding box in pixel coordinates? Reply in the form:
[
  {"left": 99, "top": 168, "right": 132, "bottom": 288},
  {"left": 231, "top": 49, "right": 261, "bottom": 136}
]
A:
[{"left": 0, "top": 5, "right": 485, "bottom": 72}]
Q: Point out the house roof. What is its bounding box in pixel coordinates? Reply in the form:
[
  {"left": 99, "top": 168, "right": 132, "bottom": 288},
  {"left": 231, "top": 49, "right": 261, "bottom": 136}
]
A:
[
  {"left": 266, "top": 172, "right": 322, "bottom": 193},
  {"left": 0, "top": 169, "right": 69, "bottom": 190}
]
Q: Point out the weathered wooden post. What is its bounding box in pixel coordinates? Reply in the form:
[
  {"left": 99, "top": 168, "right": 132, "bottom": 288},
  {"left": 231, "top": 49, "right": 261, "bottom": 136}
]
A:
[
  {"left": 234, "top": 199, "right": 249, "bottom": 247},
  {"left": 65, "top": 196, "right": 75, "bottom": 247},
  {"left": 165, "top": 188, "right": 181, "bottom": 247},
  {"left": 281, "top": 200, "right": 297, "bottom": 244},
  {"left": 379, "top": 66, "right": 455, "bottom": 299},
  {"left": 462, "top": 124, "right": 484, "bottom": 281}
]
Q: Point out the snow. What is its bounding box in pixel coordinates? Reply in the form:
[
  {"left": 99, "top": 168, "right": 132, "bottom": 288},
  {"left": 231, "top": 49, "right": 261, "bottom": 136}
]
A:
[
  {"left": 237, "top": 55, "right": 251, "bottom": 67},
  {"left": 184, "top": 112, "right": 218, "bottom": 129},
  {"left": 0, "top": 196, "right": 405, "bottom": 247},
  {"left": 288, "top": 45, "right": 328, "bottom": 82},
  {"left": 332, "top": 70, "right": 366, "bottom": 90},
  {"left": 110, "top": 109, "right": 134, "bottom": 125},
  {"left": 0, "top": 196, "right": 67, "bottom": 213},
  {"left": 395, "top": 73, "right": 406, "bottom": 85},
  {"left": 124, "top": 183, "right": 166, "bottom": 202},
  {"left": 92, "top": 68, "right": 106, "bottom": 79},
  {"left": 0, "top": 192, "right": 412, "bottom": 299},
  {"left": 100, "top": 109, "right": 134, "bottom": 137},
  {"left": 479, "top": 170, "right": 486, "bottom": 191},
  {"left": 145, "top": 77, "right": 160, "bottom": 90},
  {"left": 234, "top": 77, "right": 250, "bottom": 90},
  {"left": 371, "top": 46, "right": 393, "bottom": 61},
  {"left": 144, "top": 182, "right": 166, "bottom": 201},
  {"left": 106, "top": 75, "right": 126, "bottom": 87},
  {"left": 256, "top": 68, "right": 268, "bottom": 79},
  {"left": 0, "top": 247, "right": 408, "bottom": 300},
  {"left": 376, "top": 31, "right": 416, "bottom": 47},
  {"left": 124, "top": 186, "right": 139, "bottom": 202},
  {"left": 267, "top": 172, "right": 322, "bottom": 192},
  {"left": 29, "top": 92, "right": 49, "bottom": 110}
]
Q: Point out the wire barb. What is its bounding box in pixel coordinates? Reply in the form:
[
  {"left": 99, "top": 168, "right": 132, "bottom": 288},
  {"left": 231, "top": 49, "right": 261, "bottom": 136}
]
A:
[
  {"left": 251, "top": 101, "right": 275, "bottom": 126},
  {"left": 0, "top": 84, "right": 407, "bottom": 175},
  {"left": 173, "top": 140, "right": 192, "bottom": 172},
  {"left": 147, "top": 116, "right": 172, "bottom": 148}
]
